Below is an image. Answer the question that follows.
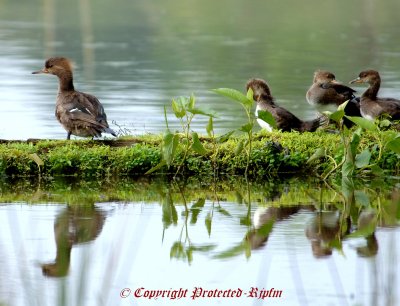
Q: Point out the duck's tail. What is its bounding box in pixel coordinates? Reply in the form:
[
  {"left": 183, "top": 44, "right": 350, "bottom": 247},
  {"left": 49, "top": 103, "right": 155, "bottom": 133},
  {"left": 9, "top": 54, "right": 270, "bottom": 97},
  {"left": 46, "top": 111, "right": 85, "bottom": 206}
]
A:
[
  {"left": 104, "top": 127, "right": 117, "bottom": 137},
  {"left": 301, "top": 115, "right": 328, "bottom": 132}
]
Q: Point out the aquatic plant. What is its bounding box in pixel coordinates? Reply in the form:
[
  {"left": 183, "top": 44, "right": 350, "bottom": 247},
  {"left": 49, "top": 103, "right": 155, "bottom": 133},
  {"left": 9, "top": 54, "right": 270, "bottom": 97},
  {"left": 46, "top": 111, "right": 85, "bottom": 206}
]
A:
[
  {"left": 308, "top": 102, "right": 400, "bottom": 178},
  {"left": 146, "top": 95, "right": 216, "bottom": 177},
  {"left": 213, "top": 87, "right": 276, "bottom": 176}
]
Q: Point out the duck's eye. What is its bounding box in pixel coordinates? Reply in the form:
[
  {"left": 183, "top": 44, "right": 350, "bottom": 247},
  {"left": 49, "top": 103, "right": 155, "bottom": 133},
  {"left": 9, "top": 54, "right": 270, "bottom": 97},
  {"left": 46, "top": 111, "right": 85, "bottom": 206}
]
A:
[{"left": 48, "top": 64, "right": 53, "bottom": 68}]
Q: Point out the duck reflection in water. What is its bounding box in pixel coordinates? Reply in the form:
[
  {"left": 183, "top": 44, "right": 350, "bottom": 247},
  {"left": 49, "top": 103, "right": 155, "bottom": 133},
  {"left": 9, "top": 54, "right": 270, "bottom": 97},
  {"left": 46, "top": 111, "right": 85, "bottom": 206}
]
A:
[
  {"left": 305, "top": 211, "right": 351, "bottom": 258},
  {"left": 41, "top": 205, "right": 106, "bottom": 277},
  {"left": 246, "top": 206, "right": 304, "bottom": 249},
  {"left": 246, "top": 184, "right": 315, "bottom": 250}
]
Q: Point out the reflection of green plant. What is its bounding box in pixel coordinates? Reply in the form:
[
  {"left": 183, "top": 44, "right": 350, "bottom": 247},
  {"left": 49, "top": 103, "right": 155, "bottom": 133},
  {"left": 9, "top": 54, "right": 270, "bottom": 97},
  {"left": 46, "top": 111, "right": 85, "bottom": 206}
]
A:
[
  {"left": 309, "top": 102, "right": 400, "bottom": 178},
  {"left": 165, "top": 184, "right": 217, "bottom": 265}
]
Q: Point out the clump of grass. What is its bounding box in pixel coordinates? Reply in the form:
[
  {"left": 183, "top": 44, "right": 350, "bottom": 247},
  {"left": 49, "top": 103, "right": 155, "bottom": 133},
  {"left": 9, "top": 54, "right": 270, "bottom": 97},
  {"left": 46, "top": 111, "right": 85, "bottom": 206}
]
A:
[{"left": 0, "top": 130, "right": 398, "bottom": 178}]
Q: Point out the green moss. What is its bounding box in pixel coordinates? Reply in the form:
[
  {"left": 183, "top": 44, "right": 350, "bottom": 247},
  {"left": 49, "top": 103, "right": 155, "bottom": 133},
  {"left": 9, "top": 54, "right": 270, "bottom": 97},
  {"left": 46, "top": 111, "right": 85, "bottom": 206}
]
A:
[{"left": 0, "top": 130, "right": 398, "bottom": 178}]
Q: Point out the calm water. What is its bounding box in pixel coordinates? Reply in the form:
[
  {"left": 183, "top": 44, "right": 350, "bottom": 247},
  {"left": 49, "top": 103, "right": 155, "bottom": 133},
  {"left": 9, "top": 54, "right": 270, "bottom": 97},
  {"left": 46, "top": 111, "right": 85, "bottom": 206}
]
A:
[
  {"left": 1, "top": 0, "right": 400, "bottom": 139},
  {"left": 0, "top": 176, "right": 399, "bottom": 306}
]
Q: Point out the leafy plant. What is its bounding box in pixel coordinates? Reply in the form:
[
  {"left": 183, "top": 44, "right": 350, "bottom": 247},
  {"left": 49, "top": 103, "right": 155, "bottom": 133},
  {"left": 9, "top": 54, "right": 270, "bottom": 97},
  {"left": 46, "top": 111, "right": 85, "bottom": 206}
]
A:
[
  {"left": 213, "top": 87, "right": 276, "bottom": 176},
  {"left": 146, "top": 95, "right": 216, "bottom": 176},
  {"left": 309, "top": 101, "right": 400, "bottom": 178}
]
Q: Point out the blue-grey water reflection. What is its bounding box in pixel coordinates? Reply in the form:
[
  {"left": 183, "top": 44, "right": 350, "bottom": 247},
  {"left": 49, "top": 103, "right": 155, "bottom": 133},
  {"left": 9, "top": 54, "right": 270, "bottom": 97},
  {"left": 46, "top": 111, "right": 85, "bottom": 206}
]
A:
[
  {"left": 0, "top": 177, "right": 399, "bottom": 306},
  {"left": 1, "top": 0, "right": 400, "bottom": 139}
]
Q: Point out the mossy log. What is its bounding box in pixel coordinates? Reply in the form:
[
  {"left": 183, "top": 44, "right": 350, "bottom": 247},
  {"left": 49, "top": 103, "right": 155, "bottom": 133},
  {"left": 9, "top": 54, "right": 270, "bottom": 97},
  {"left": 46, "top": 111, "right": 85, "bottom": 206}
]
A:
[{"left": 0, "top": 131, "right": 399, "bottom": 178}]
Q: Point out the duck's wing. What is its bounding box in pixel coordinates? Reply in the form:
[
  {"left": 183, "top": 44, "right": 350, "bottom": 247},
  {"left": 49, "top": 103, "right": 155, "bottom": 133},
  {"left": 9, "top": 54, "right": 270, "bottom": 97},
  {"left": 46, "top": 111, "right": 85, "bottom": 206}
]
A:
[
  {"left": 270, "top": 105, "right": 303, "bottom": 131},
  {"left": 321, "top": 82, "right": 356, "bottom": 95},
  {"left": 61, "top": 93, "right": 109, "bottom": 129},
  {"left": 80, "top": 92, "right": 108, "bottom": 120}
]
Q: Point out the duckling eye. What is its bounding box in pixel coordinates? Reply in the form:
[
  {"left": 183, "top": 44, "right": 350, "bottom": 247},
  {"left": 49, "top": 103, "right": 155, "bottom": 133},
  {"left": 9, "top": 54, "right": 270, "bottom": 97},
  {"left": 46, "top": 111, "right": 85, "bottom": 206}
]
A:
[{"left": 48, "top": 64, "right": 53, "bottom": 68}]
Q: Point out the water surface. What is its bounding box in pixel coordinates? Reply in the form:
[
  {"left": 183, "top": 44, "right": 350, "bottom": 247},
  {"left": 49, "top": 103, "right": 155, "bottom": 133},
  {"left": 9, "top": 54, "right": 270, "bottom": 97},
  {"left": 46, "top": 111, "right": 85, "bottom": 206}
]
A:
[
  {"left": 0, "top": 176, "right": 399, "bottom": 306},
  {"left": 1, "top": 0, "right": 400, "bottom": 139}
]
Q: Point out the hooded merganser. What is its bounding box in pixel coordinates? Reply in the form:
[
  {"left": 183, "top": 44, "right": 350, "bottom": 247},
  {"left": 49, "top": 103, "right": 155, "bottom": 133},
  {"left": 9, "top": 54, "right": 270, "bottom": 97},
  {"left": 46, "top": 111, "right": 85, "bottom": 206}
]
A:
[
  {"left": 350, "top": 70, "right": 400, "bottom": 121},
  {"left": 32, "top": 57, "right": 117, "bottom": 139},
  {"left": 246, "top": 78, "right": 326, "bottom": 132},
  {"left": 307, "top": 70, "right": 361, "bottom": 127}
]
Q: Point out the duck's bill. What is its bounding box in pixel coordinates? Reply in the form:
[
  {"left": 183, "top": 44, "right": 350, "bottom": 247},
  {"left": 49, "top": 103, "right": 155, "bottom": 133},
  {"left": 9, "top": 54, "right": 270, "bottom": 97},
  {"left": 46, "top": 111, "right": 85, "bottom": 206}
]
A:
[
  {"left": 349, "top": 77, "right": 362, "bottom": 84},
  {"left": 32, "top": 68, "right": 49, "bottom": 74}
]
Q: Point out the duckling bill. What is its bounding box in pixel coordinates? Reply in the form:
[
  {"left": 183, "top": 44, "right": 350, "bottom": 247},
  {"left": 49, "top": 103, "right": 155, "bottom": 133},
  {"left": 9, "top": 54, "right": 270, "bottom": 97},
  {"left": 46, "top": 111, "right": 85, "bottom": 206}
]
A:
[
  {"left": 32, "top": 57, "right": 116, "bottom": 139},
  {"left": 247, "top": 78, "right": 326, "bottom": 132}
]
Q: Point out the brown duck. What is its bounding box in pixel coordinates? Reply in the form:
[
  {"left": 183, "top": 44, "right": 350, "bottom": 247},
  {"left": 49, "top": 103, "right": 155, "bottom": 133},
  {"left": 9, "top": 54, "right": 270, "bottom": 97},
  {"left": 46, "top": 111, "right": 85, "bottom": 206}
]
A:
[
  {"left": 32, "top": 57, "right": 116, "bottom": 139},
  {"left": 307, "top": 70, "right": 361, "bottom": 127},
  {"left": 247, "top": 78, "right": 325, "bottom": 132},
  {"left": 350, "top": 70, "right": 400, "bottom": 121}
]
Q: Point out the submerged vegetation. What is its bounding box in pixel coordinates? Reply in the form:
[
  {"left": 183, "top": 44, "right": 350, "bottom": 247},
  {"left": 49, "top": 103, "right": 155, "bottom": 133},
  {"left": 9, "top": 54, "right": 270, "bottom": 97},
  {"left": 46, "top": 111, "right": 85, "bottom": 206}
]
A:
[{"left": 0, "top": 91, "right": 399, "bottom": 179}]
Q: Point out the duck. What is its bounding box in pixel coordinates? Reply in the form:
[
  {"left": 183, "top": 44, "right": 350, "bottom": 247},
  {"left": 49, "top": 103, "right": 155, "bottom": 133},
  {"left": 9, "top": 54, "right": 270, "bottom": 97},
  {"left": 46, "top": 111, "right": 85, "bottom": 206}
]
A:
[
  {"left": 306, "top": 70, "right": 361, "bottom": 127},
  {"left": 246, "top": 78, "right": 326, "bottom": 132},
  {"left": 350, "top": 70, "right": 400, "bottom": 121},
  {"left": 32, "top": 57, "right": 117, "bottom": 139}
]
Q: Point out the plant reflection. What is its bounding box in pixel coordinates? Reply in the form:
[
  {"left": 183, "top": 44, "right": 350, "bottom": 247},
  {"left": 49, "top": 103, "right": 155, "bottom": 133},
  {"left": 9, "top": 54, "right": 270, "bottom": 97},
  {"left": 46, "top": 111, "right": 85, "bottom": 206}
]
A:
[
  {"left": 0, "top": 176, "right": 398, "bottom": 266},
  {"left": 165, "top": 181, "right": 216, "bottom": 264}
]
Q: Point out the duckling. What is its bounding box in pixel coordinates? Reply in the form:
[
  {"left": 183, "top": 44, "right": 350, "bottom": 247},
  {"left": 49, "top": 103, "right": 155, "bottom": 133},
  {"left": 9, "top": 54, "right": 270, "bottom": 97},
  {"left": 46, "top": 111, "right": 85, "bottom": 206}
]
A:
[
  {"left": 32, "top": 57, "right": 117, "bottom": 139},
  {"left": 350, "top": 70, "right": 400, "bottom": 121},
  {"left": 247, "top": 78, "right": 326, "bottom": 132},
  {"left": 306, "top": 70, "right": 361, "bottom": 127}
]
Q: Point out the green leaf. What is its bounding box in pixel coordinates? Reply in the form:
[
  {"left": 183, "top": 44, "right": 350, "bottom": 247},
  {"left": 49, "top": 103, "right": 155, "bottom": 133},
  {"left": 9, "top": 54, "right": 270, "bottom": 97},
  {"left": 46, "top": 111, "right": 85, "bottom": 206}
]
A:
[
  {"left": 171, "top": 98, "right": 186, "bottom": 118},
  {"left": 29, "top": 153, "right": 44, "bottom": 167},
  {"left": 355, "top": 148, "right": 371, "bottom": 168},
  {"left": 213, "top": 243, "right": 246, "bottom": 259},
  {"left": 213, "top": 88, "right": 253, "bottom": 109},
  {"left": 257, "top": 110, "right": 277, "bottom": 129},
  {"left": 371, "top": 165, "right": 384, "bottom": 176},
  {"left": 191, "top": 244, "right": 217, "bottom": 252},
  {"left": 379, "top": 119, "right": 392, "bottom": 128},
  {"left": 163, "top": 132, "right": 180, "bottom": 167},
  {"left": 145, "top": 159, "right": 166, "bottom": 175},
  {"left": 354, "top": 191, "right": 370, "bottom": 207},
  {"left": 170, "top": 241, "right": 186, "bottom": 259},
  {"left": 216, "top": 131, "right": 234, "bottom": 143},
  {"left": 188, "top": 107, "right": 217, "bottom": 117},
  {"left": 191, "top": 132, "right": 207, "bottom": 155},
  {"left": 256, "top": 219, "right": 275, "bottom": 236},
  {"left": 350, "top": 129, "right": 361, "bottom": 156},
  {"left": 217, "top": 207, "right": 231, "bottom": 217},
  {"left": 246, "top": 87, "right": 254, "bottom": 101},
  {"left": 337, "top": 100, "right": 349, "bottom": 112},
  {"left": 386, "top": 137, "right": 400, "bottom": 154},
  {"left": 239, "top": 122, "right": 253, "bottom": 133},
  {"left": 190, "top": 198, "right": 205, "bottom": 224},
  {"left": 163, "top": 192, "right": 178, "bottom": 228},
  {"left": 307, "top": 148, "right": 325, "bottom": 164},
  {"left": 206, "top": 117, "right": 213, "bottom": 137},
  {"left": 342, "top": 159, "right": 355, "bottom": 177},
  {"left": 188, "top": 94, "right": 196, "bottom": 110},
  {"left": 235, "top": 140, "right": 245, "bottom": 155},
  {"left": 205, "top": 213, "right": 212, "bottom": 236},
  {"left": 329, "top": 109, "right": 345, "bottom": 123},
  {"left": 346, "top": 116, "right": 377, "bottom": 131}
]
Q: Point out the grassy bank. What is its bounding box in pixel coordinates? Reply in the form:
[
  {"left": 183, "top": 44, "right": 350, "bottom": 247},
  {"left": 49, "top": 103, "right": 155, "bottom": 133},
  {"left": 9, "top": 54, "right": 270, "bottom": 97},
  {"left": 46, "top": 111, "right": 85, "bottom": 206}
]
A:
[{"left": 0, "top": 129, "right": 399, "bottom": 178}]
